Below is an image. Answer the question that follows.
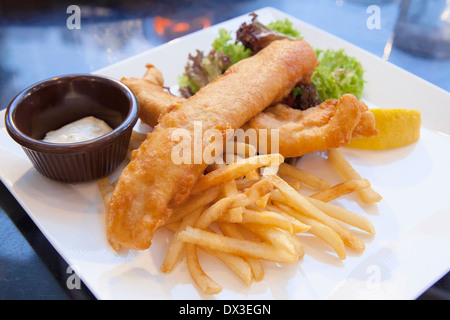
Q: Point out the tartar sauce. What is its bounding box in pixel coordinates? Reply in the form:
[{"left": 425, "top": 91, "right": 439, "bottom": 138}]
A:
[{"left": 43, "top": 116, "right": 113, "bottom": 143}]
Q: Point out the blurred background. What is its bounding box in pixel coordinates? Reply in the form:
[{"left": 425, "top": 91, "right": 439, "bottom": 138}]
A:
[{"left": 0, "top": 0, "right": 449, "bottom": 299}]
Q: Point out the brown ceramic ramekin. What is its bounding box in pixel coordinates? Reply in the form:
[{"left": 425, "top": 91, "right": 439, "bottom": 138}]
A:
[{"left": 5, "top": 74, "right": 139, "bottom": 183}]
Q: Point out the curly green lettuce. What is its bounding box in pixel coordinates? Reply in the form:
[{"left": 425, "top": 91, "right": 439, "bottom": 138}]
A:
[
  {"left": 178, "top": 16, "right": 365, "bottom": 102},
  {"left": 236, "top": 15, "right": 300, "bottom": 54},
  {"left": 178, "top": 49, "right": 231, "bottom": 98},
  {"left": 178, "top": 28, "right": 251, "bottom": 97},
  {"left": 267, "top": 18, "right": 301, "bottom": 38},
  {"left": 212, "top": 28, "right": 252, "bottom": 64},
  {"left": 312, "top": 49, "right": 365, "bottom": 100}
]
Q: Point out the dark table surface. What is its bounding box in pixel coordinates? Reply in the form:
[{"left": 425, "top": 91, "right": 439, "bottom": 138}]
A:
[{"left": 1, "top": 0, "right": 449, "bottom": 300}]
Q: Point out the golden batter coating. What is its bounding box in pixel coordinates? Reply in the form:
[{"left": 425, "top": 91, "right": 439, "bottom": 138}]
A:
[
  {"left": 123, "top": 69, "right": 378, "bottom": 159},
  {"left": 121, "top": 64, "right": 185, "bottom": 127},
  {"left": 244, "top": 94, "right": 378, "bottom": 157},
  {"left": 106, "top": 39, "right": 317, "bottom": 251}
]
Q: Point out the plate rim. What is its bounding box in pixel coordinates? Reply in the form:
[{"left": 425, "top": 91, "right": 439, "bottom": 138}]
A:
[{"left": 1, "top": 6, "right": 450, "bottom": 300}]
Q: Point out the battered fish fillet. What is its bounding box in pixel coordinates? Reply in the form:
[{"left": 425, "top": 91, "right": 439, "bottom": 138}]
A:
[
  {"left": 123, "top": 65, "right": 378, "bottom": 159},
  {"left": 243, "top": 94, "right": 379, "bottom": 157},
  {"left": 106, "top": 39, "right": 317, "bottom": 251},
  {"left": 121, "top": 64, "right": 185, "bottom": 127}
]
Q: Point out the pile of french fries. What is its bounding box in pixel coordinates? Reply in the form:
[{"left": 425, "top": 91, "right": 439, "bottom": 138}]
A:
[{"left": 99, "top": 131, "right": 382, "bottom": 295}]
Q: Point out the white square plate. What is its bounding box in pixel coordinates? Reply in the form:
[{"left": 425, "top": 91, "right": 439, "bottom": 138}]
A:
[{"left": 1, "top": 7, "right": 450, "bottom": 300}]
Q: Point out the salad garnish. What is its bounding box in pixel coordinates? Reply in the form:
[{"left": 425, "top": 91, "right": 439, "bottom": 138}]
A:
[{"left": 178, "top": 13, "right": 365, "bottom": 108}]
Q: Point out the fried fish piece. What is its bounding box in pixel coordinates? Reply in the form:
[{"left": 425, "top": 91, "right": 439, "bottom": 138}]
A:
[
  {"left": 121, "top": 64, "right": 185, "bottom": 127},
  {"left": 123, "top": 68, "right": 377, "bottom": 159},
  {"left": 243, "top": 94, "right": 378, "bottom": 157},
  {"left": 106, "top": 39, "right": 318, "bottom": 251}
]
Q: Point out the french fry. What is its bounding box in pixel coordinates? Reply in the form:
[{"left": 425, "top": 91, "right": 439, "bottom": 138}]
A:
[
  {"left": 278, "top": 174, "right": 302, "bottom": 191},
  {"left": 327, "top": 148, "right": 382, "bottom": 203},
  {"left": 264, "top": 173, "right": 365, "bottom": 253},
  {"left": 101, "top": 58, "right": 384, "bottom": 296},
  {"left": 219, "top": 222, "right": 264, "bottom": 281},
  {"left": 242, "top": 224, "right": 297, "bottom": 255},
  {"left": 307, "top": 197, "right": 375, "bottom": 234},
  {"left": 161, "top": 207, "right": 204, "bottom": 273},
  {"left": 254, "top": 193, "right": 270, "bottom": 209},
  {"left": 222, "top": 179, "right": 239, "bottom": 197},
  {"left": 195, "top": 179, "right": 273, "bottom": 229},
  {"left": 221, "top": 207, "right": 244, "bottom": 223},
  {"left": 241, "top": 179, "right": 273, "bottom": 204},
  {"left": 265, "top": 204, "right": 311, "bottom": 233},
  {"left": 191, "top": 153, "right": 283, "bottom": 195},
  {"left": 235, "top": 178, "right": 258, "bottom": 190},
  {"left": 195, "top": 196, "right": 237, "bottom": 230},
  {"left": 186, "top": 243, "right": 223, "bottom": 295},
  {"left": 245, "top": 169, "right": 260, "bottom": 181},
  {"left": 103, "top": 130, "right": 380, "bottom": 294},
  {"left": 223, "top": 153, "right": 240, "bottom": 165},
  {"left": 179, "top": 226, "right": 298, "bottom": 264},
  {"left": 167, "top": 186, "right": 220, "bottom": 224},
  {"left": 222, "top": 180, "right": 244, "bottom": 222},
  {"left": 225, "top": 141, "right": 257, "bottom": 157},
  {"left": 269, "top": 189, "right": 285, "bottom": 203},
  {"left": 232, "top": 154, "right": 260, "bottom": 181},
  {"left": 206, "top": 162, "right": 225, "bottom": 173},
  {"left": 238, "top": 208, "right": 294, "bottom": 232},
  {"left": 274, "top": 202, "right": 346, "bottom": 260},
  {"left": 202, "top": 246, "right": 253, "bottom": 287},
  {"left": 278, "top": 162, "right": 331, "bottom": 190},
  {"left": 309, "top": 179, "right": 371, "bottom": 202},
  {"left": 280, "top": 229, "right": 305, "bottom": 259}
]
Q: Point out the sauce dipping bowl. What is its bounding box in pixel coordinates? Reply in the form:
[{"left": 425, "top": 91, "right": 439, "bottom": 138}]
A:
[{"left": 5, "top": 74, "right": 139, "bottom": 183}]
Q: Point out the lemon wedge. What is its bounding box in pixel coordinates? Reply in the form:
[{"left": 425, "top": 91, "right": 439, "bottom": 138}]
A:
[{"left": 347, "top": 108, "right": 421, "bottom": 150}]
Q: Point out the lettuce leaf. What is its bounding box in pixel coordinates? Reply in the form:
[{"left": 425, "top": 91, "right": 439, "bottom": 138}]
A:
[
  {"left": 236, "top": 14, "right": 298, "bottom": 54},
  {"left": 178, "top": 49, "right": 231, "bottom": 98},
  {"left": 178, "top": 28, "right": 251, "bottom": 97},
  {"left": 178, "top": 15, "right": 365, "bottom": 102},
  {"left": 267, "top": 18, "right": 301, "bottom": 38},
  {"left": 312, "top": 49, "right": 365, "bottom": 100},
  {"left": 281, "top": 83, "right": 322, "bottom": 110},
  {"left": 212, "top": 28, "right": 252, "bottom": 64},
  {"left": 263, "top": 18, "right": 366, "bottom": 101}
]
